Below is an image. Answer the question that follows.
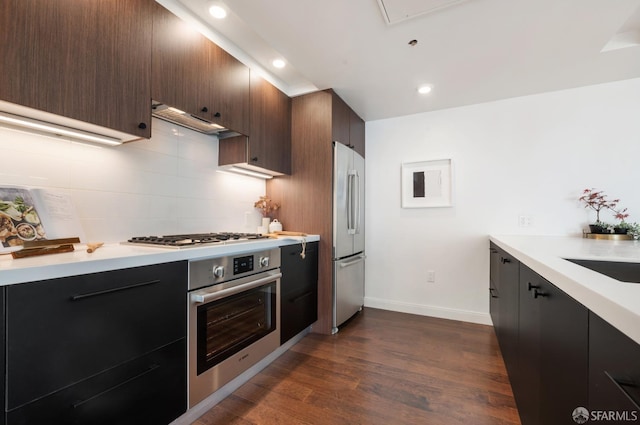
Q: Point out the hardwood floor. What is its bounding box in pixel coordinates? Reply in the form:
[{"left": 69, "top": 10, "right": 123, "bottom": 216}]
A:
[{"left": 193, "top": 308, "right": 521, "bottom": 425}]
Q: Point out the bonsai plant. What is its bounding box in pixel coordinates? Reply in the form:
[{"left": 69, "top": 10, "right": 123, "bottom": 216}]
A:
[
  {"left": 578, "top": 188, "right": 619, "bottom": 234},
  {"left": 612, "top": 207, "right": 631, "bottom": 234}
]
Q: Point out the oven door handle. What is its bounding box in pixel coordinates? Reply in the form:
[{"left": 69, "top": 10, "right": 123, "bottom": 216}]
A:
[{"left": 191, "top": 272, "right": 282, "bottom": 304}]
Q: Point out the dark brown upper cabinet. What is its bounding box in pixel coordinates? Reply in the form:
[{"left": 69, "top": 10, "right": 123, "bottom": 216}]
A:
[
  {"left": 219, "top": 73, "right": 291, "bottom": 175},
  {"left": 330, "top": 91, "right": 365, "bottom": 157},
  {"left": 151, "top": 3, "right": 249, "bottom": 136},
  {"left": 210, "top": 46, "right": 251, "bottom": 136},
  {"left": 0, "top": 0, "right": 153, "bottom": 139}
]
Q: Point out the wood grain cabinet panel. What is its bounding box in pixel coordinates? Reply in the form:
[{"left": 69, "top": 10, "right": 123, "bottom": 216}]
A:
[
  {"left": 248, "top": 74, "right": 291, "bottom": 174},
  {"left": 0, "top": 0, "right": 153, "bottom": 138},
  {"left": 219, "top": 73, "right": 291, "bottom": 174},
  {"left": 266, "top": 89, "right": 364, "bottom": 335},
  {"left": 330, "top": 92, "right": 365, "bottom": 157},
  {"left": 152, "top": 3, "right": 250, "bottom": 136},
  {"left": 210, "top": 45, "right": 250, "bottom": 136},
  {"left": 349, "top": 108, "right": 366, "bottom": 157},
  {"left": 151, "top": 2, "right": 211, "bottom": 121}
]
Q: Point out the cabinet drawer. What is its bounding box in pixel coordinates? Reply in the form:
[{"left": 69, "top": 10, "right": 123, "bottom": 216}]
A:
[
  {"left": 6, "top": 261, "right": 187, "bottom": 409},
  {"left": 589, "top": 312, "right": 640, "bottom": 416},
  {"left": 6, "top": 339, "right": 186, "bottom": 425},
  {"left": 280, "top": 242, "right": 318, "bottom": 296},
  {"left": 281, "top": 288, "right": 318, "bottom": 344}
]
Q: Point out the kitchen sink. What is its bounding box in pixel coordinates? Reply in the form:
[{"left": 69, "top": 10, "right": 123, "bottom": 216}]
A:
[{"left": 565, "top": 259, "right": 640, "bottom": 283}]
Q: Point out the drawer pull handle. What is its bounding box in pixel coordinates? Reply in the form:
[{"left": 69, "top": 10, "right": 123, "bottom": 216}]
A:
[
  {"left": 71, "top": 280, "right": 161, "bottom": 301},
  {"left": 605, "top": 371, "right": 640, "bottom": 410},
  {"left": 533, "top": 288, "right": 548, "bottom": 299},
  {"left": 500, "top": 257, "right": 511, "bottom": 264},
  {"left": 489, "top": 288, "right": 499, "bottom": 299},
  {"left": 527, "top": 282, "right": 539, "bottom": 291},
  {"left": 73, "top": 364, "right": 160, "bottom": 409}
]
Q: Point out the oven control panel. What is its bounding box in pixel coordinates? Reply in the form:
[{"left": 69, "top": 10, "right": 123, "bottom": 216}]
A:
[
  {"left": 233, "top": 255, "right": 254, "bottom": 275},
  {"left": 188, "top": 247, "right": 281, "bottom": 291}
]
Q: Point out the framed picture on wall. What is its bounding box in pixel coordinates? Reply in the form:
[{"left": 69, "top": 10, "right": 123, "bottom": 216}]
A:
[{"left": 401, "top": 159, "right": 453, "bottom": 208}]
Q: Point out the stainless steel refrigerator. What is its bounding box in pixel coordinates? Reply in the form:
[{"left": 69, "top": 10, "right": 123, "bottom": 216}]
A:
[{"left": 332, "top": 141, "right": 365, "bottom": 333}]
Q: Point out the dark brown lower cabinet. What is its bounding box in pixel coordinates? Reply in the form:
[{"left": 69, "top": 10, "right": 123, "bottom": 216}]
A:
[
  {"left": 589, "top": 312, "right": 640, "bottom": 424},
  {"left": 280, "top": 242, "right": 318, "bottom": 345},
  {"left": 516, "top": 265, "right": 589, "bottom": 425},
  {"left": 4, "top": 262, "right": 187, "bottom": 425},
  {"left": 491, "top": 249, "right": 640, "bottom": 425}
]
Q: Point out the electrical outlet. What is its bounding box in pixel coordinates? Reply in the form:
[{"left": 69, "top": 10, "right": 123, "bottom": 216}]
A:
[
  {"left": 427, "top": 270, "right": 436, "bottom": 283},
  {"left": 518, "top": 215, "right": 533, "bottom": 227}
]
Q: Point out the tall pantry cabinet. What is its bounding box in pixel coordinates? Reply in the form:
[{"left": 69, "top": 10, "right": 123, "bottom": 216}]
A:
[{"left": 267, "top": 89, "right": 365, "bottom": 335}]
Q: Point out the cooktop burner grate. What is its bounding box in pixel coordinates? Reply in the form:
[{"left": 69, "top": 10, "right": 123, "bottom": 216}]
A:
[{"left": 125, "top": 232, "right": 269, "bottom": 248}]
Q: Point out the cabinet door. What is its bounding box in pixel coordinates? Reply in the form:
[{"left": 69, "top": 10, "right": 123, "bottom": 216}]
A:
[
  {"left": 518, "top": 265, "right": 588, "bottom": 425},
  {"left": 0, "top": 0, "right": 152, "bottom": 138},
  {"left": 7, "top": 340, "right": 186, "bottom": 425},
  {"left": 489, "top": 245, "right": 519, "bottom": 377},
  {"left": 538, "top": 277, "right": 588, "bottom": 423},
  {"left": 497, "top": 250, "right": 519, "bottom": 382},
  {"left": 349, "top": 109, "right": 366, "bottom": 157},
  {"left": 517, "top": 265, "right": 542, "bottom": 425},
  {"left": 589, "top": 312, "right": 640, "bottom": 422},
  {"left": 5, "top": 262, "right": 187, "bottom": 410},
  {"left": 209, "top": 44, "right": 250, "bottom": 135},
  {"left": 151, "top": 2, "right": 210, "bottom": 120},
  {"left": 247, "top": 73, "right": 292, "bottom": 174},
  {"left": 331, "top": 93, "right": 351, "bottom": 144},
  {"left": 280, "top": 242, "right": 319, "bottom": 344}
]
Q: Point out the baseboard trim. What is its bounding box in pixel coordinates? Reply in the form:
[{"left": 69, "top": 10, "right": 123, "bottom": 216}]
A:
[{"left": 364, "top": 297, "right": 492, "bottom": 326}]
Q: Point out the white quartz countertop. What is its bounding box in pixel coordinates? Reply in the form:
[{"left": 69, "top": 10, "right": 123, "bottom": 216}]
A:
[
  {"left": 0, "top": 235, "right": 319, "bottom": 286},
  {"left": 490, "top": 235, "right": 640, "bottom": 345}
]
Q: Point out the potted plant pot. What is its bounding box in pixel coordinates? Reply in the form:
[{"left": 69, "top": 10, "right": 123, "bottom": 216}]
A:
[{"left": 589, "top": 224, "right": 608, "bottom": 234}]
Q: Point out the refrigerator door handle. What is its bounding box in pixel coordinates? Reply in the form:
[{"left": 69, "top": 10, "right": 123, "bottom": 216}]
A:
[
  {"left": 339, "top": 254, "right": 366, "bottom": 268},
  {"left": 354, "top": 170, "right": 360, "bottom": 234},
  {"left": 347, "top": 170, "right": 357, "bottom": 235}
]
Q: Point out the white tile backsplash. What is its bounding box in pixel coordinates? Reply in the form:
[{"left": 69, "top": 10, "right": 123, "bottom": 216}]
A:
[{"left": 0, "top": 119, "right": 266, "bottom": 242}]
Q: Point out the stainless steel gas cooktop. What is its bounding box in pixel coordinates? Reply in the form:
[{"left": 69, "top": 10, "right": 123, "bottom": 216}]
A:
[{"left": 124, "top": 232, "right": 269, "bottom": 249}]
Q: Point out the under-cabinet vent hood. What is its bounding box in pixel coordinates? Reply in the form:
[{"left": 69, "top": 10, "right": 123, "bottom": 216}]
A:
[{"left": 151, "top": 102, "right": 240, "bottom": 139}]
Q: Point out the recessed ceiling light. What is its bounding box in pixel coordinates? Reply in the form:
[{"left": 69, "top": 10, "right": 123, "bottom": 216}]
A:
[
  {"left": 272, "top": 59, "right": 286, "bottom": 69},
  {"left": 418, "top": 85, "right": 432, "bottom": 94},
  {"left": 209, "top": 5, "right": 227, "bottom": 19}
]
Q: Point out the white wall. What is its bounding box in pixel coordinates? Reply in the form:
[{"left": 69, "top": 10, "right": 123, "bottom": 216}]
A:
[
  {"left": 0, "top": 119, "right": 266, "bottom": 243},
  {"left": 364, "top": 78, "right": 640, "bottom": 324}
]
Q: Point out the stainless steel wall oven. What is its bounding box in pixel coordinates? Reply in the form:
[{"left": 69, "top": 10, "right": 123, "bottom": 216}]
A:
[{"left": 188, "top": 248, "right": 281, "bottom": 407}]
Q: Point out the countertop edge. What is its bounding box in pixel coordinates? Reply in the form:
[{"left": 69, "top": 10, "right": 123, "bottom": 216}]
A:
[
  {"left": 490, "top": 235, "right": 640, "bottom": 345},
  {"left": 0, "top": 236, "right": 320, "bottom": 286}
]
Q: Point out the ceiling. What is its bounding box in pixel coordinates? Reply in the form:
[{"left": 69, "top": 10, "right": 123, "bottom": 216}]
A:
[{"left": 166, "top": 0, "right": 640, "bottom": 122}]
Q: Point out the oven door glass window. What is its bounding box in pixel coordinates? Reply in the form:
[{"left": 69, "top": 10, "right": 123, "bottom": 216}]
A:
[{"left": 196, "top": 281, "right": 276, "bottom": 375}]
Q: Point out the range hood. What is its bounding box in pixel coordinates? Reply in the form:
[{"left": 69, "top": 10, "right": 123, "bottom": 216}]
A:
[{"left": 151, "top": 102, "right": 240, "bottom": 139}]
